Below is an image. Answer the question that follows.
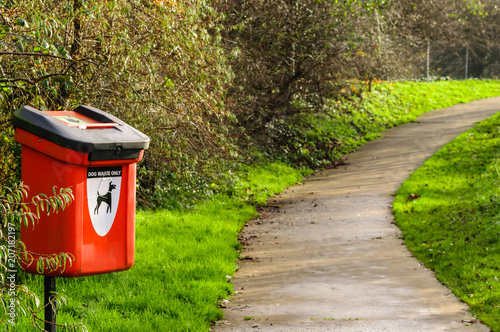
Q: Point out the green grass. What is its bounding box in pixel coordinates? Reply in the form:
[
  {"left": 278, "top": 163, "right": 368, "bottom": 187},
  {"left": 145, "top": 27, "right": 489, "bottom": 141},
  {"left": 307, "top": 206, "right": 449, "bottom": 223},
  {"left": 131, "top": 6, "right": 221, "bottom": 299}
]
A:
[
  {"left": 393, "top": 112, "right": 500, "bottom": 330},
  {"left": 12, "top": 163, "right": 302, "bottom": 331},
  {"left": 388, "top": 79, "right": 500, "bottom": 120}
]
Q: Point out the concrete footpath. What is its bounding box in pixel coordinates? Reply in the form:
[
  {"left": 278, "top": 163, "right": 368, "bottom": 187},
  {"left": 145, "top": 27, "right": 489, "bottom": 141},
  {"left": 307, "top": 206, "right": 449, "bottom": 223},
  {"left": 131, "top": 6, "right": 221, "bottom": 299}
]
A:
[{"left": 214, "top": 97, "right": 500, "bottom": 332}]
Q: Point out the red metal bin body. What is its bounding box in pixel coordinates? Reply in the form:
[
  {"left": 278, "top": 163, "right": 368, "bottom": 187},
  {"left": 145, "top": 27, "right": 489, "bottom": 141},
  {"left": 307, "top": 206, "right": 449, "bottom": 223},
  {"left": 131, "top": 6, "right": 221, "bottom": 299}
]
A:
[{"left": 13, "top": 105, "right": 149, "bottom": 277}]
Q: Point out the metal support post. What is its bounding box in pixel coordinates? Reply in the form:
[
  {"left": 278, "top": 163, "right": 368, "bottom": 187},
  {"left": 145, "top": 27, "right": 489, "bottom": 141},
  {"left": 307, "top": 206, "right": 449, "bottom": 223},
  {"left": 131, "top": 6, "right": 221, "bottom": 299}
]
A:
[
  {"left": 44, "top": 276, "right": 57, "bottom": 332},
  {"left": 465, "top": 47, "right": 469, "bottom": 79}
]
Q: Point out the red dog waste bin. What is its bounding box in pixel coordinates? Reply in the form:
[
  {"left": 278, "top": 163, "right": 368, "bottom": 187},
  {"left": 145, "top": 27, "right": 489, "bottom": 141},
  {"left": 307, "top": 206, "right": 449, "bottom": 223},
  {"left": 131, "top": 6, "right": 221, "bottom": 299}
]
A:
[{"left": 13, "top": 105, "right": 149, "bottom": 277}]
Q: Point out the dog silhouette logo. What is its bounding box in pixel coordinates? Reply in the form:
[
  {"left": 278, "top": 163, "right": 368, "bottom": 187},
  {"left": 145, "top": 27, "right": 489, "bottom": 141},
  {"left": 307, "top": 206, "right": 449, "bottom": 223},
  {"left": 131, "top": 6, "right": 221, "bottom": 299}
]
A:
[{"left": 94, "top": 181, "right": 117, "bottom": 215}]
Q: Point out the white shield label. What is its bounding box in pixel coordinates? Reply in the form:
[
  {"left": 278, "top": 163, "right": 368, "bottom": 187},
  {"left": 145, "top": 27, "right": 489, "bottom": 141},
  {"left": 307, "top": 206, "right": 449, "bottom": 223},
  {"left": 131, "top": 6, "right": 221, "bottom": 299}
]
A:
[{"left": 87, "top": 166, "right": 122, "bottom": 236}]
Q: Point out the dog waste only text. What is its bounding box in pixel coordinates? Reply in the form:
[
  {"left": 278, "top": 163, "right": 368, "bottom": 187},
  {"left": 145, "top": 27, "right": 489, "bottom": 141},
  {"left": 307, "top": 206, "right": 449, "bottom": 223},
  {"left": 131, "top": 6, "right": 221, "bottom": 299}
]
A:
[{"left": 87, "top": 168, "right": 122, "bottom": 178}]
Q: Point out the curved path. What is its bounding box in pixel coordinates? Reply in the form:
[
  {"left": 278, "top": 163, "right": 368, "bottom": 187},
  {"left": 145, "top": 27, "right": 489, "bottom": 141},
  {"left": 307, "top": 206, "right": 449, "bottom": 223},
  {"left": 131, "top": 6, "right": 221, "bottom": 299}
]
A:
[{"left": 215, "top": 97, "right": 500, "bottom": 332}]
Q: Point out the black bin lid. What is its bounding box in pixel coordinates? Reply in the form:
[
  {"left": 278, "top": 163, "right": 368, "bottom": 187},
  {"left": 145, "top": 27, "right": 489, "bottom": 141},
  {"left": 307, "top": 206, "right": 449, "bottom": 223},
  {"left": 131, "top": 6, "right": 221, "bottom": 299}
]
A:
[{"left": 13, "top": 105, "right": 149, "bottom": 160}]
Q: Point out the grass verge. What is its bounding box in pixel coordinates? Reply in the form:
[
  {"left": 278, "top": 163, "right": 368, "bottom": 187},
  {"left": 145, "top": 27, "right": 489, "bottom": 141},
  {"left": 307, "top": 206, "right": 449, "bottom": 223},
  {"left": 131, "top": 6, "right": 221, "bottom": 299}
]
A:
[{"left": 393, "top": 111, "right": 500, "bottom": 330}]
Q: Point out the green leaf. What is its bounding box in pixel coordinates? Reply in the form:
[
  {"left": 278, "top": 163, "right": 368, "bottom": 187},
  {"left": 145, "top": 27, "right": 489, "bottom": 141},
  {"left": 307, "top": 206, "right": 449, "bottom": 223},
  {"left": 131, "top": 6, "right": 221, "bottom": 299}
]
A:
[
  {"left": 41, "top": 79, "right": 50, "bottom": 89},
  {"left": 34, "top": 295, "right": 40, "bottom": 308},
  {"left": 15, "top": 40, "right": 24, "bottom": 52},
  {"left": 37, "top": 259, "right": 45, "bottom": 274},
  {"left": 15, "top": 19, "right": 29, "bottom": 28},
  {"left": 164, "top": 77, "right": 175, "bottom": 88},
  {"left": 63, "top": 80, "right": 74, "bottom": 91}
]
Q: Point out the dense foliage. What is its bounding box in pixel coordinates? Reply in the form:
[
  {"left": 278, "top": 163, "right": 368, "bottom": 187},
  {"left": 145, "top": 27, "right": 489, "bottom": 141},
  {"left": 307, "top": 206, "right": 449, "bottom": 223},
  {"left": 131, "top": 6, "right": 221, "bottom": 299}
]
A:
[
  {"left": 0, "top": 0, "right": 235, "bottom": 209},
  {"left": 220, "top": 0, "right": 395, "bottom": 158}
]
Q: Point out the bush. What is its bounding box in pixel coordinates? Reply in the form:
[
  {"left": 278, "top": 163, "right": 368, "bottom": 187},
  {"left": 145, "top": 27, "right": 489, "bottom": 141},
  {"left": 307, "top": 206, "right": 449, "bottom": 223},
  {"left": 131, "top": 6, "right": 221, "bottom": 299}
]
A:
[{"left": 0, "top": 0, "right": 235, "bottom": 208}]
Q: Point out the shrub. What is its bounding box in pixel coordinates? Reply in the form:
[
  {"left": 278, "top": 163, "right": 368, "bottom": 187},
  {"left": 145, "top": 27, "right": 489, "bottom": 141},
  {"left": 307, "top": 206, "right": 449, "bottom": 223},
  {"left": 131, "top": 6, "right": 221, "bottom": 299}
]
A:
[{"left": 0, "top": 0, "right": 235, "bottom": 208}]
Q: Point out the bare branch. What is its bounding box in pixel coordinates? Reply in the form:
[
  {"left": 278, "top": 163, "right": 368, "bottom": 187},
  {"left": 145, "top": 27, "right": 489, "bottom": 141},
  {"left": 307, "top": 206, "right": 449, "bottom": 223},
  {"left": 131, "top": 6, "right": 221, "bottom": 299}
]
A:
[
  {"left": 0, "top": 77, "right": 34, "bottom": 84},
  {"left": 0, "top": 51, "right": 76, "bottom": 62},
  {"left": 0, "top": 73, "right": 68, "bottom": 85}
]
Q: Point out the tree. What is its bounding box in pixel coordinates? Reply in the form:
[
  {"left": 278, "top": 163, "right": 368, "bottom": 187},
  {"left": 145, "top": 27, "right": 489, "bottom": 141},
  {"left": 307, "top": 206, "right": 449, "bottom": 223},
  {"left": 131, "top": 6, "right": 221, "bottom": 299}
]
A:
[{"left": 219, "top": 0, "right": 389, "bottom": 158}]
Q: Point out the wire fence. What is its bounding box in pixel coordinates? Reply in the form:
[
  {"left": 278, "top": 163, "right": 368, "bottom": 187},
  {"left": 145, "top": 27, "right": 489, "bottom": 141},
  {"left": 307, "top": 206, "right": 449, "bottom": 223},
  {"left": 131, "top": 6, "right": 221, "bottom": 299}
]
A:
[
  {"left": 384, "top": 39, "right": 500, "bottom": 80},
  {"left": 430, "top": 46, "right": 500, "bottom": 79},
  {"left": 422, "top": 41, "right": 500, "bottom": 80}
]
